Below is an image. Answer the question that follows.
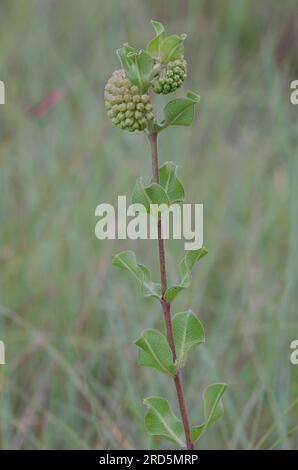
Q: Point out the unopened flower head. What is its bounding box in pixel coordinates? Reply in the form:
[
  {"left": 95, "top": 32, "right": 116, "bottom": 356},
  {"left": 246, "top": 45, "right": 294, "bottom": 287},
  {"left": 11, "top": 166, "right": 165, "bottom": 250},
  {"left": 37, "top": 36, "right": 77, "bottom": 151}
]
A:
[
  {"left": 152, "top": 59, "right": 187, "bottom": 95},
  {"left": 104, "top": 69, "right": 154, "bottom": 132}
]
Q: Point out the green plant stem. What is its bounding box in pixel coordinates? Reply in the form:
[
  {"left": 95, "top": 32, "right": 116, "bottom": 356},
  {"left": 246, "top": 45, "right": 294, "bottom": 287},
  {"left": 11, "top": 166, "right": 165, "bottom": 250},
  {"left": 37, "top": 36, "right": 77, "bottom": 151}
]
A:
[{"left": 148, "top": 131, "right": 194, "bottom": 451}]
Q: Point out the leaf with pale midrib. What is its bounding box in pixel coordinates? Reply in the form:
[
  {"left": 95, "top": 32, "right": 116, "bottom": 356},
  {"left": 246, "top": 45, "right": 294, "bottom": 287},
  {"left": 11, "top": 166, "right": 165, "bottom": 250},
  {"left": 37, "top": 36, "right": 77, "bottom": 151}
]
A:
[
  {"left": 191, "top": 383, "right": 228, "bottom": 443},
  {"left": 157, "top": 92, "right": 200, "bottom": 131},
  {"left": 165, "top": 248, "right": 208, "bottom": 302},
  {"left": 135, "top": 329, "right": 176, "bottom": 376},
  {"left": 144, "top": 396, "right": 186, "bottom": 447},
  {"left": 159, "top": 162, "right": 185, "bottom": 204},
  {"left": 172, "top": 310, "right": 205, "bottom": 369},
  {"left": 112, "top": 250, "right": 161, "bottom": 300}
]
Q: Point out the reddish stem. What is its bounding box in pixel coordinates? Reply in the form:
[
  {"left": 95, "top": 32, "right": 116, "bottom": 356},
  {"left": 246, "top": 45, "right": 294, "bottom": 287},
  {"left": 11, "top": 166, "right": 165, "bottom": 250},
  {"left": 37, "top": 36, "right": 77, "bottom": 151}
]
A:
[{"left": 148, "top": 132, "right": 194, "bottom": 451}]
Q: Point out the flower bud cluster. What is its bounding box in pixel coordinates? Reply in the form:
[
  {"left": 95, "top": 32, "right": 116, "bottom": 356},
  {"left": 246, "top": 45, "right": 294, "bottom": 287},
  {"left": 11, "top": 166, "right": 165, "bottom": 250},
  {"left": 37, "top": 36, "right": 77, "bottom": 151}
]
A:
[
  {"left": 104, "top": 70, "right": 154, "bottom": 132},
  {"left": 152, "top": 59, "right": 187, "bottom": 95}
]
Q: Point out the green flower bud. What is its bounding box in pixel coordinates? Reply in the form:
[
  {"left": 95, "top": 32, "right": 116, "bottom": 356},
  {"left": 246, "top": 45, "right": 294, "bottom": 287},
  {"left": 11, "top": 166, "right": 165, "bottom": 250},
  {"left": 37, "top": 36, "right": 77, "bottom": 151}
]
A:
[
  {"left": 104, "top": 69, "right": 154, "bottom": 132},
  {"left": 135, "top": 111, "right": 143, "bottom": 120},
  {"left": 152, "top": 58, "right": 187, "bottom": 95}
]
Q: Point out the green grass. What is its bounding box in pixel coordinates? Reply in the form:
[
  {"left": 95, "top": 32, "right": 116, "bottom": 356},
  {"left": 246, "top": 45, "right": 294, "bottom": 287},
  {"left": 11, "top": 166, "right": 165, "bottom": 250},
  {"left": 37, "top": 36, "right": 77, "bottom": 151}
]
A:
[{"left": 0, "top": 0, "right": 298, "bottom": 449}]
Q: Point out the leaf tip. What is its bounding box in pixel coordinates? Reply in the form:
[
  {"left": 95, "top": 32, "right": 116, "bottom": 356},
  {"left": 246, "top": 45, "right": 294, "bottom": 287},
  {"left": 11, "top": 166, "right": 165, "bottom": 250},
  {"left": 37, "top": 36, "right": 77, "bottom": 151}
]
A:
[
  {"left": 205, "top": 382, "right": 228, "bottom": 397},
  {"left": 201, "top": 246, "right": 208, "bottom": 256},
  {"left": 187, "top": 91, "right": 200, "bottom": 103}
]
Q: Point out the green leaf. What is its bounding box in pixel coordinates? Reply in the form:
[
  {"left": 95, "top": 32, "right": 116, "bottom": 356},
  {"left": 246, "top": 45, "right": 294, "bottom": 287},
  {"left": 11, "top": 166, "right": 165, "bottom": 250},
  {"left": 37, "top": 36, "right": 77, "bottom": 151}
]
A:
[
  {"left": 203, "top": 383, "right": 227, "bottom": 427},
  {"left": 160, "top": 34, "right": 187, "bottom": 63},
  {"left": 149, "top": 436, "right": 161, "bottom": 450},
  {"left": 132, "top": 178, "right": 170, "bottom": 216},
  {"left": 164, "top": 248, "right": 208, "bottom": 302},
  {"left": 139, "top": 265, "right": 161, "bottom": 298},
  {"left": 191, "top": 383, "right": 228, "bottom": 443},
  {"left": 117, "top": 46, "right": 153, "bottom": 92},
  {"left": 126, "top": 50, "right": 154, "bottom": 93},
  {"left": 144, "top": 397, "right": 185, "bottom": 447},
  {"left": 146, "top": 21, "right": 186, "bottom": 63},
  {"left": 190, "top": 424, "right": 205, "bottom": 443},
  {"left": 147, "top": 20, "right": 166, "bottom": 57},
  {"left": 159, "top": 162, "right": 185, "bottom": 204},
  {"left": 157, "top": 91, "right": 200, "bottom": 131},
  {"left": 172, "top": 310, "right": 205, "bottom": 369},
  {"left": 116, "top": 44, "right": 137, "bottom": 74},
  {"left": 151, "top": 20, "right": 165, "bottom": 36},
  {"left": 112, "top": 250, "right": 161, "bottom": 299},
  {"left": 135, "top": 329, "right": 176, "bottom": 376}
]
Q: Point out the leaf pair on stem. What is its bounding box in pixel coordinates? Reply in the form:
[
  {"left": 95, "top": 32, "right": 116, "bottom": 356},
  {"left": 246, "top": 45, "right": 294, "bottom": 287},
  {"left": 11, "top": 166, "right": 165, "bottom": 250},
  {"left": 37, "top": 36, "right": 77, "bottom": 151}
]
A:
[{"left": 113, "top": 246, "right": 227, "bottom": 448}]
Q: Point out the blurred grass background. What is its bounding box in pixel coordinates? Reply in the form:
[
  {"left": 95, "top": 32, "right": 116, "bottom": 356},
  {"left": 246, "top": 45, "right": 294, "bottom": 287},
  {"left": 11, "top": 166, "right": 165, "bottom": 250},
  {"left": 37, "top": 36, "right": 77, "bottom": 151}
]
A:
[{"left": 0, "top": 0, "right": 298, "bottom": 450}]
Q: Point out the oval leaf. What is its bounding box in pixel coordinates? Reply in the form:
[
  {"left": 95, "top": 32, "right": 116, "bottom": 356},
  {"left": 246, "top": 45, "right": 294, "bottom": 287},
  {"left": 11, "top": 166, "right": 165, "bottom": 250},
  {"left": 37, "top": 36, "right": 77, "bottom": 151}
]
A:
[
  {"left": 132, "top": 178, "right": 170, "bottom": 216},
  {"left": 112, "top": 250, "right": 161, "bottom": 299},
  {"left": 173, "top": 310, "right": 205, "bottom": 369},
  {"left": 135, "top": 329, "right": 176, "bottom": 376},
  {"left": 126, "top": 50, "right": 154, "bottom": 93},
  {"left": 144, "top": 396, "right": 185, "bottom": 447},
  {"left": 191, "top": 383, "right": 228, "bottom": 443},
  {"left": 151, "top": 20, "right": 165, "bottom": 36},
  {"left": 159, "top": 162, "right": 185, "bottom": 204},
  {"left": 165, "top": 247, "right": 208, "bottom": 302},
  {"left": 116, "top": 44, "right": 137, "bottom": 74},
  {"left": 203, "top": 383, "right": 227, "bottom": 427},
  {"left": 147, "top": 20, "right": 166, "bottom": 57},
  {"left": 158, "top": 91, "right": 200, "bottom": 131},
  {"left": 160, "top": 34, "right": 187, "bottom": 63}
]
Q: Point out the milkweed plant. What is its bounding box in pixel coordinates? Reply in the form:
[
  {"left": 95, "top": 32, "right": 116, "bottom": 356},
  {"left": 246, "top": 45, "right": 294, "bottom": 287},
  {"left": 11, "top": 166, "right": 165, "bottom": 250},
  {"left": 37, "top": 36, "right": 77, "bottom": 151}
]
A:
[{"left": 105, "top": 20, "right": 227, "bottom": 450}]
